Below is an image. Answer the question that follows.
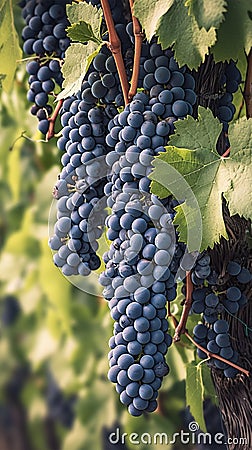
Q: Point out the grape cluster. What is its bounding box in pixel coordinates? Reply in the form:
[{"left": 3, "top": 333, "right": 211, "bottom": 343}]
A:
[
  {"left": 190, "top": 253, "right": 217, "bottom": 288},
  {"left": 20, "top": 0, "right": 132, "bottom": 134},
  {"left": 49, "top": 89, "right": 116, "bottom": 275},
  {"left": 97, "top": 78, "right": 198, "bottom": 413},
  {"left": 217, "top": 60, "right": 242, "bottom": 132},
  {"left": 88, "top": 0, "right": 127, "bottom": 25},
  {"left": 5, "top": 366, "right": 29, "bottom": 400},
  {"left": 76, "top": 2, "right": 132, "bottom": 107},
  {"left": 190, "top": 256, "right": 251, "bottom": 377},
  {"left": 0, "top": 295, "right": 21, "bottom": 327},
  {"left": 126, "top": 25, "right": 197, "bottom": 116},
  {"left": 49, "top": 181, "right": 105, "bottom": 276},
  {"left": 78, "top": 50, "right": 129, "bottom": 108},
  {"left": 95, "top": 42, "right": 197, "bottom": 414},
  {"left": 193, "top": 320, "right": 240, "bottom": 378},
  {"left": 103, "top": 199, "right": 178, "bottom": 416},
  {"left": 20, "top": 0, "right": 70, "bottom": 57},
  {"left": 26, "top": 59, "right": 63, "bottom": 134},
  {"left": 46, "top": 375, "right": 76, "bottom": 428},
  {"left": 136, "top": 42, "right": 197, "bottom": 118},
  {"left": 20, "top": 0, "right": 71, "bottom": 134},
  {"left": 49, "top": 5, "right": 134, "bottom": 275}
]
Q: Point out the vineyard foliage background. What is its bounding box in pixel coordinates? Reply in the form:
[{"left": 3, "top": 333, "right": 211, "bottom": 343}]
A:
[{"left": 0, "top": 0, "right": 251, "bottom": 449}]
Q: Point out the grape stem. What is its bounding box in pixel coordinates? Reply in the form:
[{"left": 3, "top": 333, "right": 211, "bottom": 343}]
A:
[
  {"left": 128, "top": 0, "right": 143, "bottom": 101},
  {"left": 167, "top": 301, "right": 172, "bottom": 317},
  {"left": 244, "top": 47, "right": 252, "bottom": 118},
  {"left": 221, "top": 146, "right": 230, "bottom": 158},
  {"left": 100, "top": 0, "right": 129, "bottom": 106},
  {"left": 173, "top": 271, "right": 193, "bottom": 342},
  {"left": 237, "top": 91, "right": 245, "bottom": 119},
  {"left": 46, "top": 99, "right": 63, "bottom": 140},
  {"left": 169, "top": 313, "right": 250, "bottom": 378},
  {"left": 9, "top": 131, "right": 47, "bottom": 151}
]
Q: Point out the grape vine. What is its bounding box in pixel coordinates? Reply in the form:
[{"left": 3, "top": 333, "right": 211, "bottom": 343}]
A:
[{"left": 1, "top": 0, "right": 252, "bottom": 447}]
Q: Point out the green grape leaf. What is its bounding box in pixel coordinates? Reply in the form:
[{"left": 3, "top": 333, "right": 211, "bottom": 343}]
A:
[
  {"left": 66, "top": 1, "right": 102, "bottom": 40},
  {"left": 212, "top": 0, "right": 252, "bottom": 61},
  {"left": 156, "top": 0, "right": 216, "bottom": 69},
  {"left": 0, "top": 0, "right": 22, "bottom": 92},
  {"left": 186, "top": 361, "right": 206, "bottom": 432},
  {"left": 223, "top": 118, "right": 252, "bottom": 219},
  {"left": 134, "top": 0, "right": 174, "bottom": 41},
  {"left": 57, "top": 42, "right": 101, "bottom": 100},
  {"left": 150, "top": 108, "right": 252, "bottom": 251},
  {"left": 186, "top": 0, "right": 227, "bottom": 31},
  {"left": 58, "top": 2, "right": 103, "bottom": 100},
  {"left": 66, "top": 21, "right": 102, "bottom": 45}
]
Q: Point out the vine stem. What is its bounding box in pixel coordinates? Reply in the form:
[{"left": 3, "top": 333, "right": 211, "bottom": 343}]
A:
[
  {"left": 128, "top": 0, "right": 143, "bottom": 101},
  {"left": 173, "top": 271, "right": 193, "bottom": 342},
  {"left": 168, "top": 313, "right": 250, "bottom": 378},
  {"left": 244, "top": 48, "right": 252, "bottom": 119},
  {"left": 100, "top": 0, "right": 129, "bottom": 105},
  {"left": 46, "top": 99, "right": 63, "bottom": 140}
]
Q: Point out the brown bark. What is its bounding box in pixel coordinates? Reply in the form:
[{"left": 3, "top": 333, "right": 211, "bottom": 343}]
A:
[
  {"left": 193, "top": 54, "right": 227, "bottom": 155},
  {"left": 193, "top": 54, "right": 252, "bottom": 448},
  {"left": 209, "top": 205, "right": 252, "bottom": 450},
  {"left": 244, "top": 48, "right": 252, "bottom": 119},
  {"left": 174, "top": 271, "right": 193, "bottom": 341},
  {"left": 0, "top": 402, "right": 61, "bottom": 450}
]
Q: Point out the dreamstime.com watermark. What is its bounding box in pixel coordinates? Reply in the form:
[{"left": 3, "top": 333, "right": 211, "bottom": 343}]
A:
[{"left": 108, "top": 422, "right": 248, "bottom": 447}]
